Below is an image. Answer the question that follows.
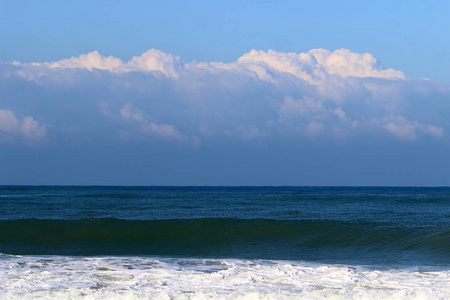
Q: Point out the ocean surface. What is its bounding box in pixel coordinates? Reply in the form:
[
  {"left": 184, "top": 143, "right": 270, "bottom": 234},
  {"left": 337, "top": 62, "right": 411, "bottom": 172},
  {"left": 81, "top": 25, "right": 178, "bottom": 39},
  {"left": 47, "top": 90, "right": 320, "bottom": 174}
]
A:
[{"left": 0, "top": 186, "right": 449, "bottom": 299}]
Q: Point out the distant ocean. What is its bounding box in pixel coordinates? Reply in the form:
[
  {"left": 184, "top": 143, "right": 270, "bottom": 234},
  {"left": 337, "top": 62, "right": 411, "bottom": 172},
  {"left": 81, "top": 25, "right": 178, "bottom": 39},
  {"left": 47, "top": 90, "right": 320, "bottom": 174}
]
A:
[{"left": 0, "top": 186, "right": 449, "bottom": 299}]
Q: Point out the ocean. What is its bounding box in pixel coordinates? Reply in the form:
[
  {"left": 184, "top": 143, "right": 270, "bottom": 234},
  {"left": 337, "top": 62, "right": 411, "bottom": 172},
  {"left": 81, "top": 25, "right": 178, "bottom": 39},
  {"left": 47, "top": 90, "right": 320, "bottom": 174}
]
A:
[{"left": 0, "top": 186, "right": 449, "bottom": 299}]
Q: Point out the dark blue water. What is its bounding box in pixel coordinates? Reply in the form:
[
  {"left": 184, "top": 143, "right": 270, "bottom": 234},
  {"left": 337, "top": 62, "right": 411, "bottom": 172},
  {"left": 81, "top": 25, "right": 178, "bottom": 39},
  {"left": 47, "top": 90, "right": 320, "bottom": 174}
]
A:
[{"left": 0, "top": 186, "right": 449, "bottom": 267}]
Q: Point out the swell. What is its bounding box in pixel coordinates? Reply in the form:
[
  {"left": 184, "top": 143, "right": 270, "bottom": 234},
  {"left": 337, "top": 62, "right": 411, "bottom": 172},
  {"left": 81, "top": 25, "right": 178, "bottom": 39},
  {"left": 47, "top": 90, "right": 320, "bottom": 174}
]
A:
[{"left": 1, "top": 218, "right": 449, "bottom": 263}]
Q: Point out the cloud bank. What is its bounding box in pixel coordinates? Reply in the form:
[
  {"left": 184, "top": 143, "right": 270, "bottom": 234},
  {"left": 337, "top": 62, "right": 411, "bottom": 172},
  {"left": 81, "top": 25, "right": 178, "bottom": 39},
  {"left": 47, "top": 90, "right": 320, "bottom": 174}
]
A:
[
  {"left": 1, "top": 48, "right": 450, "bottom": 184},
  {"left": 7, "top": 48, "right": 447, "bottom": 145},
  {"left": 29, "top": 48, "right": 405, "bottom": 80}
]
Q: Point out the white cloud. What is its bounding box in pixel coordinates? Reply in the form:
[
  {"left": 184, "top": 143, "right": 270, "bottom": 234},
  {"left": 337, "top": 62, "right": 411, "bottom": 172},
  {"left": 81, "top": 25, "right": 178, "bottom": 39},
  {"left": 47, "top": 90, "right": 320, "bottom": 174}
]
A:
[
  {"left": 371, "top": 115, "right": 444, "bottom": 141},
  {"left": 384, "top": 117, "right": 418, "bottom": 140},
  {"left": 120, "top": 103, "right": 144, "bottom": 122},
  {"left": 232, "top": 48, "right": 405, "bottom": 84},
  {"left": 334, "top": 108, "right": 346, "bottom": 120},
  {"left": 276, "top": 94, "right": 445, "bottom": 140},
  {"left": 35, "top": 51, "right": 123, "bottom": 71},
  {"left": 141, "top": 122, "right": 186, "bottom": 142},
  {"left": 30, "top": 49, "right": 181, "bottom": 78},
  {"left": 311, "top": 48, "right": 405, "bottom": 79},
  {"left": 4, "top": 48, "right": 449, "bottom": 147},
  {"left": 0, "top": 109, "right": 20, "bottom": 132},
  {"left": 0, "top": 109, "right": 46, "bottom": 142},
  {"left": 21, "top": 116, "right": 46, "bottom": 139},
  {"left": 23, "top": 48, "right": 404, "bottom": 82},
  {"left": 123, "top": 49, "right": 181, "bottom": 77},
  {"left": 118, "top": 103, "right": 188, "bottom": 143}
]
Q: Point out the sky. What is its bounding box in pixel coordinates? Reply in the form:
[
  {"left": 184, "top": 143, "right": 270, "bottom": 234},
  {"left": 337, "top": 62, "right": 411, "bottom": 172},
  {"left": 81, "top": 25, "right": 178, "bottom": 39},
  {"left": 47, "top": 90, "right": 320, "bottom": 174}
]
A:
[{"left": 0, "top": 1, "right": 450, "bottom": 185}]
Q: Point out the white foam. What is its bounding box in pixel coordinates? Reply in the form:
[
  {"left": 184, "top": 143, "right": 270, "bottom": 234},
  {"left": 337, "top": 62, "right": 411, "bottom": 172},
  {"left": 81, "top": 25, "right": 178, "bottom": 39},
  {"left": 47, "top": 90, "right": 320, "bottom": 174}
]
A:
[{"left": 0, "top": 255, "right": 448, "bottom": 299}]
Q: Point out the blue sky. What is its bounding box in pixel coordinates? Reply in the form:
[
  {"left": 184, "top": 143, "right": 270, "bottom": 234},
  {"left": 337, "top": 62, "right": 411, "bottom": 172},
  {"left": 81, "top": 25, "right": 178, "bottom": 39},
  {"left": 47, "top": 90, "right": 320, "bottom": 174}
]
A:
[
  {"left": 1, "top": 1, "right": 450, "bottom": 185},
  {"left": 1, "top": 0, "right": 449, "bottom": 82}
]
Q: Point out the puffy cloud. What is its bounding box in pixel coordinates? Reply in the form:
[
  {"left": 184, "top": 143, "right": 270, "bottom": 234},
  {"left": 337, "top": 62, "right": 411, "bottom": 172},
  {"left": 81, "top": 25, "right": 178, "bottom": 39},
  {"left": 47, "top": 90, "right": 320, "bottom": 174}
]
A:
[
  {"left": 23, "top": 48, "right": 404, "bottom": 82},
  {"left": 141, "top": 123, "right": 187, "bottom": 142},
  {"left": 3, "top": 47, "right": 449, "bottom": 147},
  {"left": 276, "top": 94, "right": 446, "bottom": 141},
  {"left": 373, "top": 115, "right": 444, "bottom": 141},
  {"left": 123, "top": 49, "right": 181, "bottom": 77},
  {"left": 0, "top": 109, "right": 46, "bottom": 142},
  {"left": 232, "top": 48, "right": 405, "bottom": 84},
  {"left": 0, "top": 109, "right": 19, "bottom": 132},
  {"left": 30, "top": 49, "right": 181, "bottom": 78},
  {"left": 35, "top": 51, "right": 123, "bottom": 71},
  {"left": 118, "top": 103, "right": 189, "bottom": 143},
  {"left": 310, "top": 48, "right": 405, "bottom": 79},
  {"left": 120, "top": 103, "right": 145, "bottom": 123}
]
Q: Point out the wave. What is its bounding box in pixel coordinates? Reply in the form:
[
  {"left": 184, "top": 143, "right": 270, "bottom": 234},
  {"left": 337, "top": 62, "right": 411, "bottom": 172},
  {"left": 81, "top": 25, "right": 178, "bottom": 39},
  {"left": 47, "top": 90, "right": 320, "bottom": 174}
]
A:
[
  {"left": 1, "top": 218, "right": 449, "bottom": 265},
  {"left": 1, "top": 256, "right": 449, "bottom": 299}
]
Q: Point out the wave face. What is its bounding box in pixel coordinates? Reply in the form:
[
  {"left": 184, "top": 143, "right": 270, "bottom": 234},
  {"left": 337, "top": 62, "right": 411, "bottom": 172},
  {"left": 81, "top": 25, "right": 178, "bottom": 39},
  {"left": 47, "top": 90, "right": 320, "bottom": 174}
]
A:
[
  {"left": 1, "top": 186, "right": 450, "bottom": 266},
  {"left": 0, "top": 217, "right": 449, "bottom": 266}
]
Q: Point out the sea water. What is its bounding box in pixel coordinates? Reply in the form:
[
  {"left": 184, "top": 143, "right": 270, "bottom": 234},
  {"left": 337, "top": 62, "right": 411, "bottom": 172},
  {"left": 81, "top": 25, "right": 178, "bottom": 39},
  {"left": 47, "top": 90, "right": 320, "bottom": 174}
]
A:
[{"left": 0, "top": 186, "right": 449, "bottom": 299}]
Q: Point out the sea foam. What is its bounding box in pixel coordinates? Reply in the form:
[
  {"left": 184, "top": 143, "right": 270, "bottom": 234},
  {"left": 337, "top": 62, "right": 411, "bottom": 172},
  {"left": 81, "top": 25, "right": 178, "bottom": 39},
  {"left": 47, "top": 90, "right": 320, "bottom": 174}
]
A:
[{"left": 1, "top": 254, "right": 448, "bottom": 299}]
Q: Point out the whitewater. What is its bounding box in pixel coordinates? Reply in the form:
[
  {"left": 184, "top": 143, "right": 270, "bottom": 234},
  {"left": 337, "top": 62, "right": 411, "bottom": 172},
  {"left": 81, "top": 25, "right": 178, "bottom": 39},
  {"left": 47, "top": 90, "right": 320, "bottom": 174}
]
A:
[{"left": 1, "top": 255, "right": 449, "bottom": 299}]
